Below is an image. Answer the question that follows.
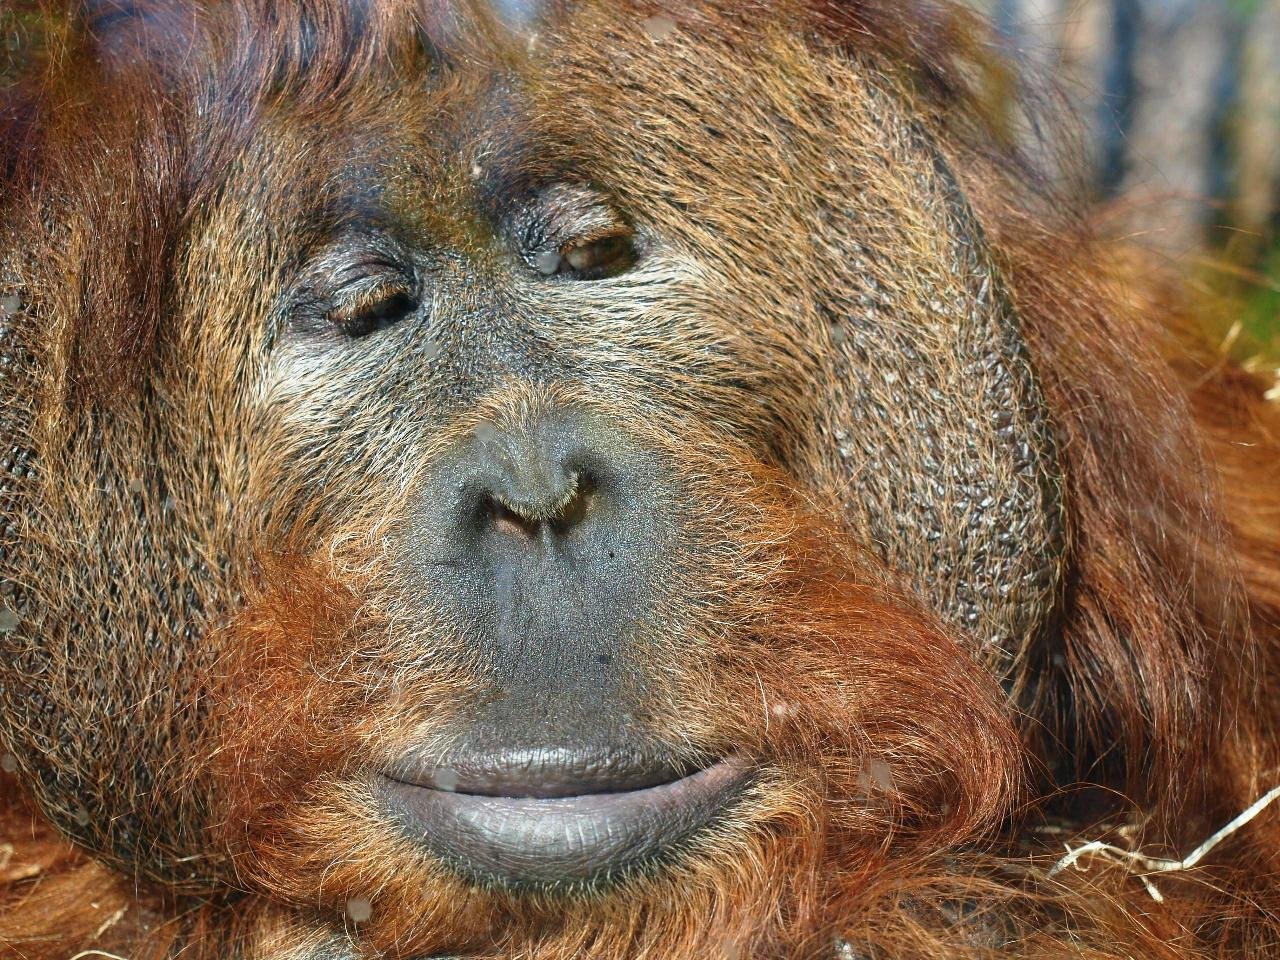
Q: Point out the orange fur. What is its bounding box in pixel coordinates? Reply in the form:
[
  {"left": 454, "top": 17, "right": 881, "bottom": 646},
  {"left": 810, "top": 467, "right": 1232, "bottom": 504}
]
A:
[{"left": 1, "top": 2, "right": 1279, "bottom": 958}]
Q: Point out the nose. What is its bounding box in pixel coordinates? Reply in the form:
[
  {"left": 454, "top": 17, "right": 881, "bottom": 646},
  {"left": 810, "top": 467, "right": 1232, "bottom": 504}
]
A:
[
  {"left": 457, "top": 413, "right": 609, "bottom": 547},
  {"left": 416, "top": 405, "right": 676, "bottom": 709},
  {"left": 470, "top": 427, "right": 593, "bottom": 542}
]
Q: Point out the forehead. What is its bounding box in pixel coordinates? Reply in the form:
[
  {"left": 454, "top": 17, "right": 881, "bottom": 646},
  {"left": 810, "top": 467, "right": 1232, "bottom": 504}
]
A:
[{"left": 203, "top": 2, "right": 839, "bottom": 222}]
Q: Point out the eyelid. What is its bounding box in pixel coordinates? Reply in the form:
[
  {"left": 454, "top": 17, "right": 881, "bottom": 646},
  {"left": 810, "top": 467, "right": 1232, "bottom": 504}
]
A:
[
  {"left": 327, "top": 276, "right": 413, "bottom": 323},
  {"left": 525, "top": 185, "right": 630, "bottom": 251},
  {"left": 559, "top": 222, "right": 632, "bottom": 254},
  {"left": 329, "top": 249, "right": 411, "bottom": 285}
]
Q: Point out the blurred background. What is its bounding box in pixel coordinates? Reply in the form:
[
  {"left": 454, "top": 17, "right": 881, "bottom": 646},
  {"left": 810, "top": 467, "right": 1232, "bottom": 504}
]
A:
[{"left": 964, "top": 0, "right": 1280, "bottom": 359}]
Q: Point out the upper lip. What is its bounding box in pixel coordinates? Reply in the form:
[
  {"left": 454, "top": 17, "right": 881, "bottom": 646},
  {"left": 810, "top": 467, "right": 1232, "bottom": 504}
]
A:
[
  {"left": 383, "top": 745, "right": 703, "bottom": 798},
  {"left": 376, "top": 745, "right": 752, "bottom": 888}
]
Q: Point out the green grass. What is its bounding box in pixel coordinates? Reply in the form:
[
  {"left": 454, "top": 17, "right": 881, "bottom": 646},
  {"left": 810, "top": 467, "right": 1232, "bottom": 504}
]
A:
[{"left": 1241, "top": 242, "right": 1280, "bottom": 358}]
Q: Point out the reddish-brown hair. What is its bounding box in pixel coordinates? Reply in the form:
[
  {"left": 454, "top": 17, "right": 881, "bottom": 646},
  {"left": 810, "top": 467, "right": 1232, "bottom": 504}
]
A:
[{"left": 2, "top": 2, "right": 1279, "bottom": 958}]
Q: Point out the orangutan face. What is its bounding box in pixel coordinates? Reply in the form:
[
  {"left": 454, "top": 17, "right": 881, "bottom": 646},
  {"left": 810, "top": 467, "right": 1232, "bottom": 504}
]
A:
[{"left": 0, "top": 1, "right": 1053, "bottom": 955}]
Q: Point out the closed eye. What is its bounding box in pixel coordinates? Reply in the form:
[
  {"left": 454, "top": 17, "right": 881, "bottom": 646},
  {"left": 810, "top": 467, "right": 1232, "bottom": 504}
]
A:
[{"left": 328, "top": 284, "right": 419, "bottom": 338}]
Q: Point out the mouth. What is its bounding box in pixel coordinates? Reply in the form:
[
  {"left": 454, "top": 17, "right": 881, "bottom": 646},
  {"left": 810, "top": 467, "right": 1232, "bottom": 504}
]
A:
[{"left": 376, "top": 747, "right": 753, "bottom": 887}]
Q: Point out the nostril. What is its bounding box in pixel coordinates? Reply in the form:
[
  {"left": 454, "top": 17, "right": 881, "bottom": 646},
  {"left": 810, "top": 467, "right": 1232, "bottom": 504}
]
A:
[
  {"left": 481, "top": 470, "right": 596, "bottom": 540},
  {"left": 486, "top": 497, "right": 541, "bottom": 541},
  {"left": 550, "top": 470, "right": 595, "bottom": 533}
]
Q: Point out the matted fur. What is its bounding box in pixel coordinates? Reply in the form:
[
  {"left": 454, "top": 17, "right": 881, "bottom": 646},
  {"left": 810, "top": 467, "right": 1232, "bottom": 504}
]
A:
[{"left": 1, "top": 2, "right": 1279, "bottom": 958}]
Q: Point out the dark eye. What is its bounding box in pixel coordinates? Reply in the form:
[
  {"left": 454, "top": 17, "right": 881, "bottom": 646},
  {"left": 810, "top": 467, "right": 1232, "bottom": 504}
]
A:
[
  {"left": 564, "top": 234, "right": 636, "bottom": 279},
  {"left": 327, "top": 283, "right": 418, "bottom": 338},
  {"left": 535, "top": 233, "right": 638, "bottom": 281}
]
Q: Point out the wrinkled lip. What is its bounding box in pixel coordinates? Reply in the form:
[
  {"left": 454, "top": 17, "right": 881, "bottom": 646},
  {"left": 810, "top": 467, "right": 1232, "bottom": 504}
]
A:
[{"left": 375, "top": 748, "right": 752, "bottom": 887}]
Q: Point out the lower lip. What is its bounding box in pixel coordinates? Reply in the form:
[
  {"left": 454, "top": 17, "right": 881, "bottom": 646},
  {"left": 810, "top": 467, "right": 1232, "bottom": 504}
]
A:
[{"left": 376, "top": 759, "right": 752, "bottom": 888}]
